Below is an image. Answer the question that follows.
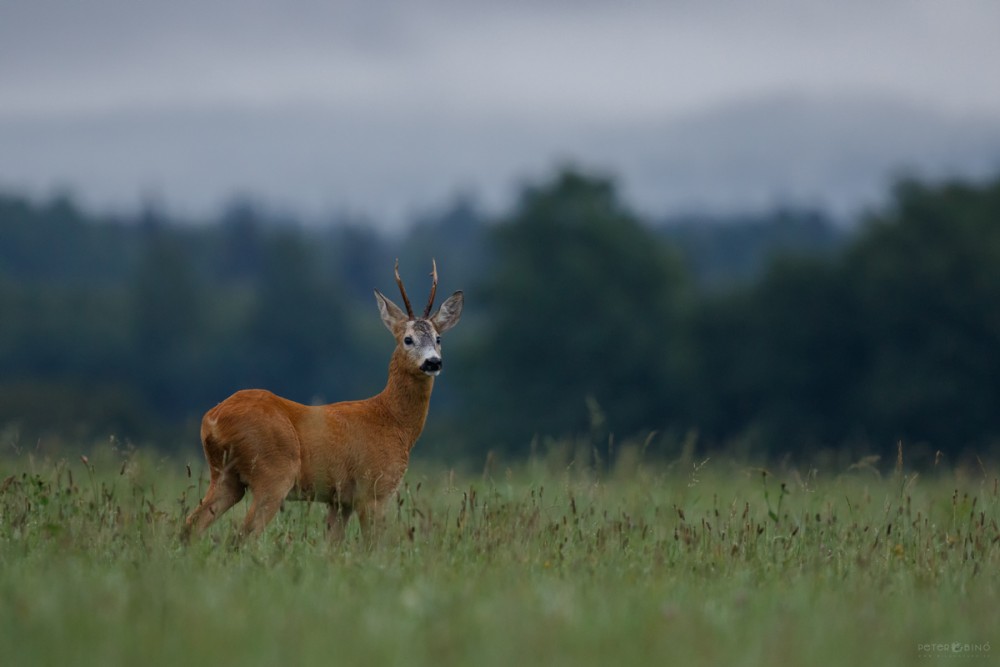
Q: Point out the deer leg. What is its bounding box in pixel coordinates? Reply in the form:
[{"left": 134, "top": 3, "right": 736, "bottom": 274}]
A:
[
  {"left": 238, "top": 476, "right": 296, "bottom": 541},
  {"left": 181, "top": 473, "right": 246, "bottom": 543},
  {"left": 355, "top": 500, "right": 385, "bottom": 543},
  {"left": 326, "top": 503, "right": 354, "bottom": 542}
]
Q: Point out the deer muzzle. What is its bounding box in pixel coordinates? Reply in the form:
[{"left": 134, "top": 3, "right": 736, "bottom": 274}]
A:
[{"left": 420, "top": 356, "right": 442, "bottom": 375}]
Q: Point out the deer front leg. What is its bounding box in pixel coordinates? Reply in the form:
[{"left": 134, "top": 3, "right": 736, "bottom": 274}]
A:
[{"left": 355, "top": 500, "right": 387, "bottom": 543}]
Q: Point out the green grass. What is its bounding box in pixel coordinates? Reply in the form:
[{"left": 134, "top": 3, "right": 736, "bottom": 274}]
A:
[{"left": 1, "top": 445, "right": 998, "bottom": 667}]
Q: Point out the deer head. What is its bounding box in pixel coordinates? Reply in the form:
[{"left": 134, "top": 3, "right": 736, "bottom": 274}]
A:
[{"left": 374, "top": 259, "right": 464, "bottom": 377}]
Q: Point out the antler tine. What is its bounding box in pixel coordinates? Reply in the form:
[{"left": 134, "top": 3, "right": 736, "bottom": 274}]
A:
[
  {"left": 394, "top": 258, "right": 415, "bottom": 319},
  {"left": 423, "top": 258, "right": 438, "bottom": 318}
]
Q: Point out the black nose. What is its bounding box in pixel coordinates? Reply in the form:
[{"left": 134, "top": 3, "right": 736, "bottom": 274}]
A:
[{"left": 421, "top": 357, "right": 442, "bottom": 373}]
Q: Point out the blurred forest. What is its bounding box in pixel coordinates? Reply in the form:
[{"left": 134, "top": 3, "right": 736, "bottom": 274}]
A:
[{"left": 2, "top": 167, "right": 999, "bottom": 463}]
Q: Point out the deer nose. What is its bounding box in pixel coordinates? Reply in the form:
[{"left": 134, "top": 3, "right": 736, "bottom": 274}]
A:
[{"left": 420, "top": 357, "right": 442, "bottom": 374}]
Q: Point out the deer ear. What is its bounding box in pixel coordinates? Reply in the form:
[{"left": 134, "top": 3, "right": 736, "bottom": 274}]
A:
[
  {"left": 431, "top": 291, "right": 464, "bottom": 334},
  {"left": 374, "top": 289, "right": 407, "bottom": 332}
]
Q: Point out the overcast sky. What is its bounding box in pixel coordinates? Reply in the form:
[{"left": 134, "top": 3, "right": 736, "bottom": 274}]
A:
[{"left": 2, "top": 0, "right": 1000, "bottom": 226}]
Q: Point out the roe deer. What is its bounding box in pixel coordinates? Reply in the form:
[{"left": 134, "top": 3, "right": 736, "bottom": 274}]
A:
[{"left": 181, "top": 260, "right": 463, "bottom": 542}]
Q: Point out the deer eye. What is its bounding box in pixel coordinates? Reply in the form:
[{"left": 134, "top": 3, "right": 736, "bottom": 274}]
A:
[
  {"left": 436, "top": 336, "right": 441, "bottom": 345},
  {"left": 404, "top": 336, "right": 414, "bottom": 346}
]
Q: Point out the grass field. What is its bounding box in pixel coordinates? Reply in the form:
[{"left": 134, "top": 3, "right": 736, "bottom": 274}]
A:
[{"left": 1, "top": 443, "right": 998, "bottom": 667}]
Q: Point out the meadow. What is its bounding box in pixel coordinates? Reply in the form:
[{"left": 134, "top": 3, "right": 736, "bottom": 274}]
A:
[{"left": 1, "top": 442, "right": 998, "bottom": 667}]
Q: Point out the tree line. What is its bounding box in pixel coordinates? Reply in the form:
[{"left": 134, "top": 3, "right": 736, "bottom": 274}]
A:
[{"left": 1, "top": 168, "right": 997, "bottom": 463}]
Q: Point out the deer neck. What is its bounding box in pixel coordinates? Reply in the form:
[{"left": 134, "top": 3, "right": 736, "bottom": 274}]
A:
[{"left": 377, "top": 349, "right": 435, "bottom": 448}]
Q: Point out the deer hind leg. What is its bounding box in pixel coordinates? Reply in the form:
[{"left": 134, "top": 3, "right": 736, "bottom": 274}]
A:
[
  {"left": 326, "top": 503, "right": 354, "bottom": 542},
  {"left": 181, "top": 471, "right": 246, "bottom": 543},
  {"left": 237, "top": 473, "right": 297, "bottom": 541}
]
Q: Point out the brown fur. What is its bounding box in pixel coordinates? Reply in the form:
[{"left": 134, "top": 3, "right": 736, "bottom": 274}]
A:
[{"left": 181, "top": 273, "right": 462, "bottom": 543}]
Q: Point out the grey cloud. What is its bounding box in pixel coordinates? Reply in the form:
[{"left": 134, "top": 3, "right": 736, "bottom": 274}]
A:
[{"left": 1, "top": 0, "right": 999, "bottom": 228}]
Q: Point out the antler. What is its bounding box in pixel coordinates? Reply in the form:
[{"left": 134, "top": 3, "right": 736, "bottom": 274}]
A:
[
  {"left": 423, "top": 259, "right": 438, "bottom": 318},
  {"left": 394, "top": 258, "right": 415, "bottom": 319}
]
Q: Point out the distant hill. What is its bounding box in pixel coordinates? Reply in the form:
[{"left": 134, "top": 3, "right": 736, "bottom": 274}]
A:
[
  {"left": 616, "top": 92, "right": 1000, "bottom": 219},
  {"left": 0, "top": 91, "right": 998, "bottom": 230}
]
